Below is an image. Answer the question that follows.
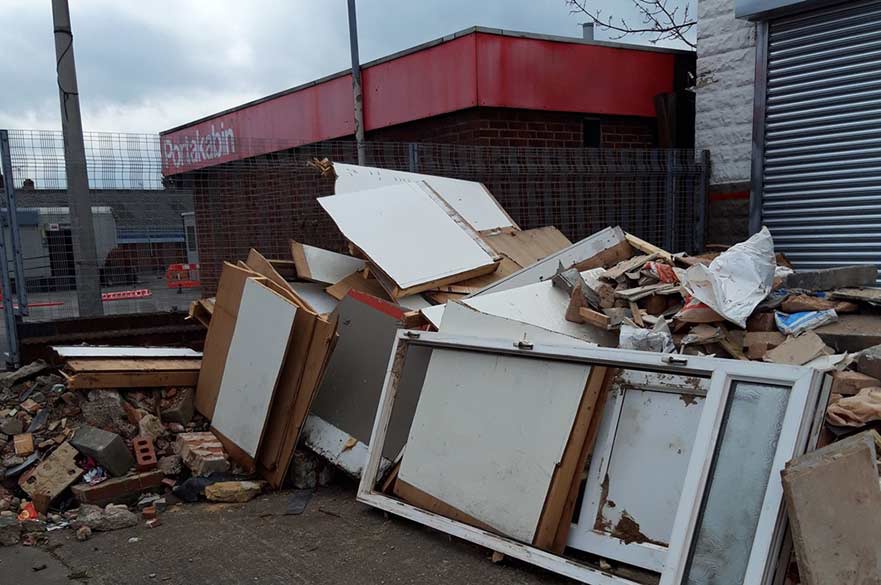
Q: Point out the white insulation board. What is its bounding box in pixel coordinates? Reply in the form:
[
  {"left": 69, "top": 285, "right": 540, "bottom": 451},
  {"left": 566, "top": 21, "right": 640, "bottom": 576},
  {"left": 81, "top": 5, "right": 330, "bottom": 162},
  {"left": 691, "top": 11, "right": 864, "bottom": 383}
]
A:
[
  {"left": 53, "top": 346, "right": 202, "bottom": 358},
  {"left": 399, "top": 348, "right": 591, "bottom": 542},
  {"left": 211, "top": 280, "right": 297, "bottom": 458},
  {"left": 333, "top": 163, "right": 514, "bottom": 231},
  {"left": 440, "top": 301, "right": 593, "bottom": 347},
  {"left": 318, "top": 183, "right": 496, "bottom": 290}
]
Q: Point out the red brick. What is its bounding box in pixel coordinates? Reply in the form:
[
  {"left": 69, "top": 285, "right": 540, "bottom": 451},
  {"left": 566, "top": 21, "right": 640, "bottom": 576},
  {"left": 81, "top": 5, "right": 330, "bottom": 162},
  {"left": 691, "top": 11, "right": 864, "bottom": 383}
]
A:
[
  {"left": 133, "top": 436, "right": 158, "bottom": 472},
  {"left": 71, "top": 470, "right": 164, "bottom": 506}
]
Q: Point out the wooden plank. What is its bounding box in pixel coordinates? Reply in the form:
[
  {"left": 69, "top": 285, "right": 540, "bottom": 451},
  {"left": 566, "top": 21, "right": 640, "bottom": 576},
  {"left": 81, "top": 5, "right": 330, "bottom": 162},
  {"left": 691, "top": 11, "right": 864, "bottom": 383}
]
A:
[
  {"left": 65, "top": 358, "right": 201, "bottom": 373},
  {"left": 578, "top": 307, "right": 612, "bottom": 330},
  {"left": 552, "top": 367, "right": 618, "bottom": 552},
  {"left": 324, "top": 270, "right": 391, "bottom": 301},
  {"left": 625, "top": 233, "right": 675, "bottom": 263},
  {"left": 374, "top": 256, "right": 500, "bottom": 300},
  {"left": 603, "top": 254, "right": 657, "bottom": 281},
  {"left": 195, "top": 263, "right": 263, "bottom": 418},
  {"left": 318, "top": 183, "right": 499, "bottom": 295},
  {"left": 290, "top": 240, "right": 366, "bottom": 285},
  {"left": 534, "top": 366, "right": 610, "bottom": 553},
  {"left": 245, "top": 248, "right": 313, "bottom": 311},
  {"left": 481, "top": 226, "right": 572, "bottom": 268},
  {"left": 211, "top": 279, "right": 298, "bottom": 459},
  {"left": 66, "top": 370, "right": 199, "bottom": 390},
  {"left": 629, "top": 302, "right": 645, "bottom": 327}
]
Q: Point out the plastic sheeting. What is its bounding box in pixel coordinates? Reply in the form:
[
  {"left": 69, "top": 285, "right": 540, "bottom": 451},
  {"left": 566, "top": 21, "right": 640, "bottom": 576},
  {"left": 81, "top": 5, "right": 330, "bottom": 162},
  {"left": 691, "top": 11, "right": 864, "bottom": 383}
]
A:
[{"left": 682, "top": 227, "right": 777, "bottom": 328}]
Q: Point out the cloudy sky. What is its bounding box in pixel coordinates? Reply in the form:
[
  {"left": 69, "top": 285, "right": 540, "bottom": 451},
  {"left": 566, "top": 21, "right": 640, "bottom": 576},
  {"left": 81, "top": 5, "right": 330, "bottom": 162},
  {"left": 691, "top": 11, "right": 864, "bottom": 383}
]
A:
[{"left": 0, "top": 0, "right": 695, "bottom": 135}]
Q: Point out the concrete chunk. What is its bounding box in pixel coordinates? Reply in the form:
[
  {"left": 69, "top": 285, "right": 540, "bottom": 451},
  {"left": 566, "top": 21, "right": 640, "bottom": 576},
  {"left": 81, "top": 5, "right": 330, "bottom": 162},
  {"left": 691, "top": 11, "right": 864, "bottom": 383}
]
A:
[
  {"left": 830, "top": 369, "right": 881, "bottom": 396},
  {"left": 782, "top": 264, "right": 878, "bottom": 291},
  {"left": 782, "top": 431, "right": 881, "bottom": 585},
  {"left": 70, "top": 425, "right": 134, "bottom": 477},
  {"left": 857, "top": 343, "right": 881, "bottom": 380},
  {"left": 17, "top": 442, "right": 83, "bottom": 507}
]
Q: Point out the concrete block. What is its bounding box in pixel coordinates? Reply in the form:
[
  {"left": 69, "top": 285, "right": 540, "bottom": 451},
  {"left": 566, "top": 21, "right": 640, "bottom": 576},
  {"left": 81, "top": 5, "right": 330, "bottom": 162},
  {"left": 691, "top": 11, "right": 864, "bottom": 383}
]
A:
[
  {"left": 782, "top": 265, "right": 878, "bottom": 291},
  {"left": 71, "top": 470, "right": 163, "bottom": 507},
  {"left": 816, "top": 315, "right": 881, "bottom": 353},
  {"left": 830, "top": 370, "right": 881, "bottom": 396},
  {"left": 70, "top": 425, "right": 135, "bottom": 477},
  {"left": 175, "top": 432, "right": 229, "bottom": 477},
  {"left": 160, "top": 388, "right": 195, "bottom": 425},
  {"left": 17, "top": 442, "right": 83, "bottom": 506},
  {"left": 132, "top": 437, "right": 157, "bottom": 472},
  {"left": 782, "top": 431, "right": 881, "bottom": 585},
  {"left": 857, "top": 344, "right": 881, "bottom": 380}
]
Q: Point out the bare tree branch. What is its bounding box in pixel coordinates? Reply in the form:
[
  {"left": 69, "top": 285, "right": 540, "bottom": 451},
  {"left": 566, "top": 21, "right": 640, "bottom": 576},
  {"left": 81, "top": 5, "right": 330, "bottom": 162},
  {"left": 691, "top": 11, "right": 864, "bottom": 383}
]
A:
[{"left": 566, "top": 0, "right": 696, "bottom": 49}]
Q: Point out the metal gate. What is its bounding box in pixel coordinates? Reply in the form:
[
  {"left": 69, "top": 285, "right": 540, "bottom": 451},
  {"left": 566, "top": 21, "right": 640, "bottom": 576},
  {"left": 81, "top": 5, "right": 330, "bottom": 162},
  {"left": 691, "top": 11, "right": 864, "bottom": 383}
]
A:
[{"left": 759, "top": 0, "right": 881, "bottom": 281}]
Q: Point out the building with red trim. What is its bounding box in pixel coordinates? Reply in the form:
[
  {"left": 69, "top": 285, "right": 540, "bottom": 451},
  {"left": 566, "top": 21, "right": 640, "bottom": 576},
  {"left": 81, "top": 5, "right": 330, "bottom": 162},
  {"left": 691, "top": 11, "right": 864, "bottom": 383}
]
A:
[{"left": 160, "top": 27, "right": 696, "bottom": 292}]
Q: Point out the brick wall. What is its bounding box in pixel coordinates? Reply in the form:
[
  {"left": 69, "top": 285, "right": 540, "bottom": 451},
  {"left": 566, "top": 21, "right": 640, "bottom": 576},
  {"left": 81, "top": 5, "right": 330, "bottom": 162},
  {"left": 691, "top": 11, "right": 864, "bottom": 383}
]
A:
[{"left": 185, "top": 107, "right": 663, "bottom": 293}]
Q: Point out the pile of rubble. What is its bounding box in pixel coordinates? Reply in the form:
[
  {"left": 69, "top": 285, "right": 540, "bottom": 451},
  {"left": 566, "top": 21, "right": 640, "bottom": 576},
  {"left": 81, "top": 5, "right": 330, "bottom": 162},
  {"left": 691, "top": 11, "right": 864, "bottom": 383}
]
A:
[{"left": 2, "top": 161, "right": 879, "bottom": 585}]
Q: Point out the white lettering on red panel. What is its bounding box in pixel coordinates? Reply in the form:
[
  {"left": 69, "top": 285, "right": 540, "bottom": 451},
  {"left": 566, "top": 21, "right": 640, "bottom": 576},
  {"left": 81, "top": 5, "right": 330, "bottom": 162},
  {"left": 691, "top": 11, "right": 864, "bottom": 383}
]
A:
[{"left": 162, "top": 123, "right": 236, "bottom": 170}]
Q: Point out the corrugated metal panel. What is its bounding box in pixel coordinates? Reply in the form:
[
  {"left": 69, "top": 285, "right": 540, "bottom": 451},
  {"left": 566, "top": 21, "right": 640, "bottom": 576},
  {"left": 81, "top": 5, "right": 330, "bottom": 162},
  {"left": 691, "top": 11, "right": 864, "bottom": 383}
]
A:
[{"left": 762, "top": 0, "right": 881, "bottom": 279}]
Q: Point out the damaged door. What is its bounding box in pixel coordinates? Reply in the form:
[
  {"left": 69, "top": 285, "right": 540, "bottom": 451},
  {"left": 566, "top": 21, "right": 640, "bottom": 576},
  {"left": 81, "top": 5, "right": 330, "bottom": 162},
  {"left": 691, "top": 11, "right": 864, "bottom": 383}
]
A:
[{"left": 568, "top": 370, "right": 708, "bottom": 572}]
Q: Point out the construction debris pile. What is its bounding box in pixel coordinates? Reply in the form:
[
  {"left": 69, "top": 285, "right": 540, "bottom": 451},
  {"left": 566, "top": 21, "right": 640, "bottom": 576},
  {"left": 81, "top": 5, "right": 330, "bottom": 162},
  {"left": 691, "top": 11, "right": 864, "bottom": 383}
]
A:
[{"left": 2, "top": 162, "right": 880, "bottom": 585}]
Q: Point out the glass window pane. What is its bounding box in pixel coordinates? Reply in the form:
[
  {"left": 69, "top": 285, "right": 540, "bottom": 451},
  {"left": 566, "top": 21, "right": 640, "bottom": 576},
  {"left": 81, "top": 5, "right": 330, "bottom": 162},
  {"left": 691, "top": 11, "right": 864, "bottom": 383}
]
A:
[{"left": 684, "top": 381, "right": 789, "bottom": 585}]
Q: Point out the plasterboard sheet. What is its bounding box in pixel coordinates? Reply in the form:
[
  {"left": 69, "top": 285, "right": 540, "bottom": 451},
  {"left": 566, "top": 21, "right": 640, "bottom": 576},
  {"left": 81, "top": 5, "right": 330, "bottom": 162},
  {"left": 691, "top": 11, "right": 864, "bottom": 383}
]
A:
[
  {"left": 53, "top": 346, "right": 202, "bottom": 358},
  {"left": 293, "top": 242, "right": 365, "bottom": 284},
  {"left": 441, "top": 301, "right": 592, "bottom": 347},
  {"left": 420, "top": 304, "right": 446, "bottom": 329},
  {"left": 469, "top": 226, "right": 627, "bottom": 297},
  {"left": 333, "top": 163, "right": 514, "bottom": 231},
  {"left": 310, "top": 294, "right": 432, "bottom": 461},
  {"left": 318, "top": 183, "right": 497, "bottom": 290},
  {"left": 302, "top": 414, "right": 392, "bottom": 479},
  {"left": 211, "top": 280, "right": 297, "bottom": 458},
  {"left": 462, "top": 278, "right": 618, "bottom": 347},
  {"left": 289, "top": 282, "right": 339, "bottom": 314},
  {"left": 398, "top": 348, "right": 591, "bottom": 542}
]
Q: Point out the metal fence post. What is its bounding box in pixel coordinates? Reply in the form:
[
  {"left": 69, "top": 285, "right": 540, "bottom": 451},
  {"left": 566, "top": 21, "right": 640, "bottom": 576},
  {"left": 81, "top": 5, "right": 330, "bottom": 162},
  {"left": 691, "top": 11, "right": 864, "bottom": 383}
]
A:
[
  {"left": 696, "top": 150, "right": 710, "bottom": 253},
  {"left": 408, "top": 143, "right": 419, "bottom": 172},
  {"left": 664, "top": 150, "right": 676, "bottom": 251},
  {"left": 0, "top": 130, "right": 29, "bottom": 316}
]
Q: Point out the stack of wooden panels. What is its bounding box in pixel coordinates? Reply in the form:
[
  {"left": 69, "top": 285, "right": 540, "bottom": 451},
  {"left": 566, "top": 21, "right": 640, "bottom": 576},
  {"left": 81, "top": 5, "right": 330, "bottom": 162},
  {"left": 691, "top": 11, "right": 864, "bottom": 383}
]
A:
[{"left": 55, "top": 346, "right": 202, "bottom": 390}]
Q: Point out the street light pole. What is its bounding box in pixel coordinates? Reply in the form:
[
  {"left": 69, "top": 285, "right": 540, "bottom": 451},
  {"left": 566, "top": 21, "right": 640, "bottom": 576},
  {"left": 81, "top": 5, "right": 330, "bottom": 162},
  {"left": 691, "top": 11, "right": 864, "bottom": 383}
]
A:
[{"left": 347, "top": 0, "right": 366, "bottom": 166}]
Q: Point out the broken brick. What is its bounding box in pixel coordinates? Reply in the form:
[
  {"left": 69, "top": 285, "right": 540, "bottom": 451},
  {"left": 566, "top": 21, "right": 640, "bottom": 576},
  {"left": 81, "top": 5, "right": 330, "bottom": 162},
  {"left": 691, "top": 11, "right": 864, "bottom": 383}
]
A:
[
  {"left": 141, "top": 506, "right": 157, "bottom": 520},
  {"left": 175, "top": 432, "right": 229, "bottom": 477},
  {"left": 747, "top": 312, "right": 777, "bottom": 332},
  {"left": 13, "top": 434, "right": 34, "bottom": 456},
  {"left": 830, "top": 370, "right": 881, "bottom": 397},
  {"left": 19, "top": 399, "right": 40, "bottom": 415}
]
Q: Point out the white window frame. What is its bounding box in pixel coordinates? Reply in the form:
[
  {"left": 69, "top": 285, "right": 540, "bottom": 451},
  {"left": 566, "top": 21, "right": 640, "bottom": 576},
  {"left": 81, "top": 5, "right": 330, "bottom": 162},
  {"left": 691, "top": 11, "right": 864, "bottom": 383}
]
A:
[{"left": 357, "top": 331, "right": 826, "bottom": 585}]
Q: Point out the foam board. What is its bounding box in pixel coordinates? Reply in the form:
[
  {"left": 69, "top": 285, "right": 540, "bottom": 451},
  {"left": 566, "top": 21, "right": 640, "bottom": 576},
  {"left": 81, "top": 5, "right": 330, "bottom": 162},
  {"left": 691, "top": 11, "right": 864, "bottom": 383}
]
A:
[
  {"left": 333, "top": 163, "right": 515, "bottom": 231},
  {"left": 211, "top": 279, "right": 298, "bottom": 458},
  {"left": 291, "top": 241, "right": 366, "bottom": 284}
]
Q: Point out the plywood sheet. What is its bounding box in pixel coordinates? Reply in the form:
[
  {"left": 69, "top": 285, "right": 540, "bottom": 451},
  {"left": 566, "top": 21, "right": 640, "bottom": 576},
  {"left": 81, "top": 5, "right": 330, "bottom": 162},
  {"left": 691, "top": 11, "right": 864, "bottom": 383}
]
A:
[
  {"left": 325, "top": 271, "right": 390, "bottom": 301},
  {"left": 482, "top": 227, "right": 572, "bottom": 268},
  {"left": 469, "top": 226, "right": 630, "bottom": 297},
  {"left": 291, "top": 241, "right": 366, "bottom": 284},
  {"left": 54, "top": 346, "right": 201, "bottom": 358},
  {"left": 463, "top": 278, "right": 618, "bottom": 346},
  {"left": 398, "top": 348, "right": 592, "bottom": 542},
  {"left": 318, "top": 183, "right": 498, "bottom": 293},
  {"left": 211, "top": 279, "right": 298, "bottom": 458},
  {"left": 333, "top": 163, "right": 515, "bottom": 231}
]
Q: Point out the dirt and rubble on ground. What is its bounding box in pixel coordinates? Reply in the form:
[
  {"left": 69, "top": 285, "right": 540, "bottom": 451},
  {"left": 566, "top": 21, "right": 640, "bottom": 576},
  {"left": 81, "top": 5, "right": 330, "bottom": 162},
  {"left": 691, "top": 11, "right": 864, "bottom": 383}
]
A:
[{"left": 3, "top": 163, "right": 880, "bottom": 585}]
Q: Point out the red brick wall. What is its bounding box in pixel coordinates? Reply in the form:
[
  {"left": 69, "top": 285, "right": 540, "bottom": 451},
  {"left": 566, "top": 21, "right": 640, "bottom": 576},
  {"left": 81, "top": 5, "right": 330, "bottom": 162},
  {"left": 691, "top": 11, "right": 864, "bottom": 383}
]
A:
[{"left": 601, "top": 118, "right": 657, "bottom": 149}]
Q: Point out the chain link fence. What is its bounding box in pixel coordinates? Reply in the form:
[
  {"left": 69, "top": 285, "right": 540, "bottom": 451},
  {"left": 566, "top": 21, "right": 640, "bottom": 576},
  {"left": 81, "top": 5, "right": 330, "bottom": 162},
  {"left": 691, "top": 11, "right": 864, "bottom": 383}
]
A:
[{"left": 0, "top": 129, "right": 708, "bottom": 362}]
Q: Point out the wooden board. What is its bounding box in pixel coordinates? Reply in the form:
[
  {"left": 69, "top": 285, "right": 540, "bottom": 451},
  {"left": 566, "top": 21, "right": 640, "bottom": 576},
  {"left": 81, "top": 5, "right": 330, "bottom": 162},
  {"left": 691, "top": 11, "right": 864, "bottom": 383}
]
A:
[
  {"left": 53, "top": 346, "right": 201, "bottom": 358},
  {"left": 481, "top": 226, "right": 572, "bottom": 268},
  {"left": 534, "top": 366, "right": 610, "bottom": 552},
  {"left": 394, "top": 479, "right": 496, "bottom": 533},
  {"left": 318, "top": 183, "right": 499, "bottom": 297},
  {"left": 333, "top": 162, "right": 516, "bottom": 231},
  {"left": 63, "top": 370, "right": 199, "bottom": 390},
  {"left": 397, "top": 348, "right": 592, "bottom": 543},
  {"left": 195, "top": 263, "right": 262, "bottom": 418},
  {"left": 210, "top": 279, "right": 298, "bottom": 459},
  {"left": 325, "top": 270, "right": 391, "bottom": 301},
  {"left": 257, "top": 309, "right": 338, "bottom": 489},
  {"left": 469, "top": 227, "right": 631, "bottom": 297},
  {"left": 245, "top": 248, "right": 313, "bottom": 310},
  {"left": 290, "top": 240, "right": 366, "bottom": 284},
  {"left": 65, "top": 358, "right": 201, "bottom": 373}
]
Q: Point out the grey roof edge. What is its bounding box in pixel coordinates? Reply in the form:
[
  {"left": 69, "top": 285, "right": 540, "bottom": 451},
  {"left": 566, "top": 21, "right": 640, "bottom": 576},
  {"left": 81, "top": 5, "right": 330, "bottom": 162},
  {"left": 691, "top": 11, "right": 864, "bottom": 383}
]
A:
[{"left": 160, "top": 26, "right": 693, "bottom": 136}]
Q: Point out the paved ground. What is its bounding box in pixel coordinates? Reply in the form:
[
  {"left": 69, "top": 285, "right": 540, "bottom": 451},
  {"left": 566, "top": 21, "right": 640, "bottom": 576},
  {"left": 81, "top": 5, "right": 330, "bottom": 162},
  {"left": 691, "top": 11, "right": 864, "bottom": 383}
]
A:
[{"left": 0, "top": 485, "right": 572, "bottom": 585}]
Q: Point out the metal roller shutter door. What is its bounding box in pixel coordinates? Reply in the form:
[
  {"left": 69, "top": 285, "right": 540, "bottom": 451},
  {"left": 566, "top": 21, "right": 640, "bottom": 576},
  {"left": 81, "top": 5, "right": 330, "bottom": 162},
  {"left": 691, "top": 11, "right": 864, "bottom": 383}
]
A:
[{"left": 762, "top": 0, "right": 881, "bottom": 282}]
